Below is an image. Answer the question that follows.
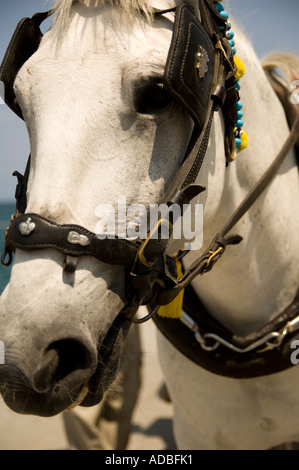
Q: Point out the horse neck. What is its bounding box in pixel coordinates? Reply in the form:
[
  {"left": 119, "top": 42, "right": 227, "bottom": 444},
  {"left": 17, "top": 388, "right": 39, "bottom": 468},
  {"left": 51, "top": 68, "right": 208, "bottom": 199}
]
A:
[{"left": 186, "top": 27, "right": 299, "bottom": 336}]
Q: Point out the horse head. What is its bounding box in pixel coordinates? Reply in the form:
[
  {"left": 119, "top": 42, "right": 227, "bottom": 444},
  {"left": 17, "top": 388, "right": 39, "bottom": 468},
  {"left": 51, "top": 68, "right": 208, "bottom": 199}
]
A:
[{"left": 0, "top": 0, "right": 228, "bottom": 416}]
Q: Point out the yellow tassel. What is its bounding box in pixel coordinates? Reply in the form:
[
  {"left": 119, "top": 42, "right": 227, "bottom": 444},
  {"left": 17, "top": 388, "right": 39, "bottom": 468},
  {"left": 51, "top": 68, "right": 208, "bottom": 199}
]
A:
[
  {"left": 234, "top": 56, "right": 246, "bottom": 81},
  {"left": 239, "top": 129, "right": 249, "bottom": 151},
  {"left": 157, "top": 257, "right": 183, "bottom": 319}
]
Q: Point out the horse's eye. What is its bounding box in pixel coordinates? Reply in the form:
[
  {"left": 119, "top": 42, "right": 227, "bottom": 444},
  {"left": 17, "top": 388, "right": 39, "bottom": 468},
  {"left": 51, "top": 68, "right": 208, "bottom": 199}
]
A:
[{"left": 136, "top": 82, "right": 173, "bottom": 114}]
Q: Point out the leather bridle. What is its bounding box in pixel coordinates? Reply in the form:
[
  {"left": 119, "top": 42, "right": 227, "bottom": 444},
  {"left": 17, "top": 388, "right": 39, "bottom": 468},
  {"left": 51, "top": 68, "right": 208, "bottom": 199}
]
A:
[
  {"left": 0, "top": 2, "right": 239, "bottom": 317},
  {"left": 1, "top": 1, "right": 299, "bottom": 368}
]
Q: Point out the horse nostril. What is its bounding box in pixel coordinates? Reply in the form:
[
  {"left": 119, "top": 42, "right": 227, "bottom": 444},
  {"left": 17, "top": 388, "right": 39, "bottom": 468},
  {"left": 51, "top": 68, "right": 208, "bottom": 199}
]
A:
[
  {"left": 32, "top": 339, "right": 92, "bottom": 394},
  {"left": 32, "top": 348, "right": 60, "bottom": 393}
]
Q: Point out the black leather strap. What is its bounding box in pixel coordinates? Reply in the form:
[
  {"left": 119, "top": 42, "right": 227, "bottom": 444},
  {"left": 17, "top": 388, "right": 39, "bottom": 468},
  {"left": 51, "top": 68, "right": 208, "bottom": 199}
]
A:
[
  {"left": 2, "top": 213, "right": 179, "bottom": 306},
  {"left": 153, "top": 284, "right": 299, "bottom": 378},
  {"left": 4, "top": 213, "right": 141, "bottom": 267},
  {"left": 13, "top": 154, "right": 31, "bottom": 214},
  {"left": 0, "top": 11, "right": 51, "bottom": 119}
]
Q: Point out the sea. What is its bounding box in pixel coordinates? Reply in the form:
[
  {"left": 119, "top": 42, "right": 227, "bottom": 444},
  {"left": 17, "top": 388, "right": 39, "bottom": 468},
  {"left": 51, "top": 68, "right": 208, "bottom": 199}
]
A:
[{"left": 0, "top": 201, "right": 15, "bottom": 295}]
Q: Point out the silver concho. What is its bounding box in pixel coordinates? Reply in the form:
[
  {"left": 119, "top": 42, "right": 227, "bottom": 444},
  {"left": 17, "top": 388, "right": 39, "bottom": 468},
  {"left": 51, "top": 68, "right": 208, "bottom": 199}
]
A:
[
  {"left": 67, "top": 231, "right": 90, "bottom": 247},
  {"left": 196, "top": 46, "right": 209, "bottom": 79},
  {"left": 18, "top": 217, "right": 36, "bottom": 236}
]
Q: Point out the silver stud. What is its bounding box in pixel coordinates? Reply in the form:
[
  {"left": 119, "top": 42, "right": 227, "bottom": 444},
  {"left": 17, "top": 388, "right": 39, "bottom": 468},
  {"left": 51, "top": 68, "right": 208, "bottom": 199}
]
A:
[
  {"left": 19, "top": 217, "right": 36, "bottom": 236},
  {"left": 196, "top": 46, "right": 209, "bottom": 79},
  {"left": 67, "top": 231, "right": 90, "bottom": 247}
]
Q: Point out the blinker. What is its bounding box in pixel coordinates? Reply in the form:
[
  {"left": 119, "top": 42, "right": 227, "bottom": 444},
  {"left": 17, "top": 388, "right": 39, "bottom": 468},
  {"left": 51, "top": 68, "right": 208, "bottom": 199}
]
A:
[
  {"left": 163, "top": 4, "right": 216, "bottom": 133},
  {"left": 0, "top": 11, "right": 51, "bottom": 119}
]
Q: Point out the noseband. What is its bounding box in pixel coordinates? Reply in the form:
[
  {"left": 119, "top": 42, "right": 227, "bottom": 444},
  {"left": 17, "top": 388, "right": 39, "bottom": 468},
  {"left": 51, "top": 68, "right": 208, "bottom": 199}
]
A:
[{"left": 2, "top": 0, "right": 299, "bottom": 369}]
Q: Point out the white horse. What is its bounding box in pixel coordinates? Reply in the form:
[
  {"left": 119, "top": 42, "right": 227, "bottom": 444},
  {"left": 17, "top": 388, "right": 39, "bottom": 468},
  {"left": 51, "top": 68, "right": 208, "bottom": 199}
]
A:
[{"left": 1, "top": 0, "right": 299, "bottom": 450}]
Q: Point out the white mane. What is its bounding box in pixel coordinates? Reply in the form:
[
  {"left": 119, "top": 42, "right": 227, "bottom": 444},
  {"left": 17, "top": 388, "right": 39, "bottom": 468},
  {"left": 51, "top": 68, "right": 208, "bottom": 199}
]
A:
[{"left": 52, "top": 0, "right": 154, "bottom": 32}]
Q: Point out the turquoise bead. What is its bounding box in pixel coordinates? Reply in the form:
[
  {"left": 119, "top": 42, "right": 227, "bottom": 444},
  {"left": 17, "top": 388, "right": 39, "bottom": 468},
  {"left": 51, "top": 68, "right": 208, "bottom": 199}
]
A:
[
  {"left": 214, "top": 3, "right": 247, "bottom": 158},
  {"left": 220, "top": 10, "right": 229, "bottom": 20},
  {"left": 215, "top": 2, "right": 225, "bottom": 12}
]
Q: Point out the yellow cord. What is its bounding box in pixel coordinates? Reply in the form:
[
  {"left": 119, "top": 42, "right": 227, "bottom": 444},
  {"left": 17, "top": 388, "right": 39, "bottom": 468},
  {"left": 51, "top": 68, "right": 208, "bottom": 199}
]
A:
[{"left": 157, "top": 257, "right": 184, "bottom": 319}]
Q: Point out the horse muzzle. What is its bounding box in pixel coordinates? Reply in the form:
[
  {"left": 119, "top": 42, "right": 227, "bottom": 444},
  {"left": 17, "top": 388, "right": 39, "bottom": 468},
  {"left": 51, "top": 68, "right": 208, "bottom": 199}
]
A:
[{"left": 0, "top": 311, "right": 131, "bottom": 416}]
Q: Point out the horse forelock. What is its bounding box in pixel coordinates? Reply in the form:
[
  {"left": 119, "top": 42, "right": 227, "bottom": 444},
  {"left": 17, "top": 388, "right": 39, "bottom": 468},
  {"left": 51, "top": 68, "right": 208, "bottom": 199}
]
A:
[{"left": 52, "top": 0, "right": 154, "bottom": 32}]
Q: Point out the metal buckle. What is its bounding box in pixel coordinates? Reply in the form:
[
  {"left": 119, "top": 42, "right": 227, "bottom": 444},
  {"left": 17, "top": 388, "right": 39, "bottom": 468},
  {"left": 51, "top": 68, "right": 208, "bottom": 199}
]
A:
[
  {"left": 138, "top": 219, "right": 173, "bottom": 267},
  {"left": 202, "top": 246, "right": 224, "bottom": 273}
]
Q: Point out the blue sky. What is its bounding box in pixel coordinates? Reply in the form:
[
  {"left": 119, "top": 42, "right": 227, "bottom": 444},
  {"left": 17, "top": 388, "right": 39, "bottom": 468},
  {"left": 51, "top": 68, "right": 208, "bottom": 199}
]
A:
[{"left": 0, "top": 0, "right": 299, "bottom": 202}]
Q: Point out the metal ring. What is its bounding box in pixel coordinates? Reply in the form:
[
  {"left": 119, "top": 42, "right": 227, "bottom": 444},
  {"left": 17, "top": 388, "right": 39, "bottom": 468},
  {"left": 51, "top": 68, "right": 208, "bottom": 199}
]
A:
[
  {"left": 195, "top": 331, "right": 219, "bottom": 352},
  {"left": 1, "top": 249, "right": 13, "bottom": 267},
  {"left": 133, "top": 305, "right": 159, "bottom": 324}
]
